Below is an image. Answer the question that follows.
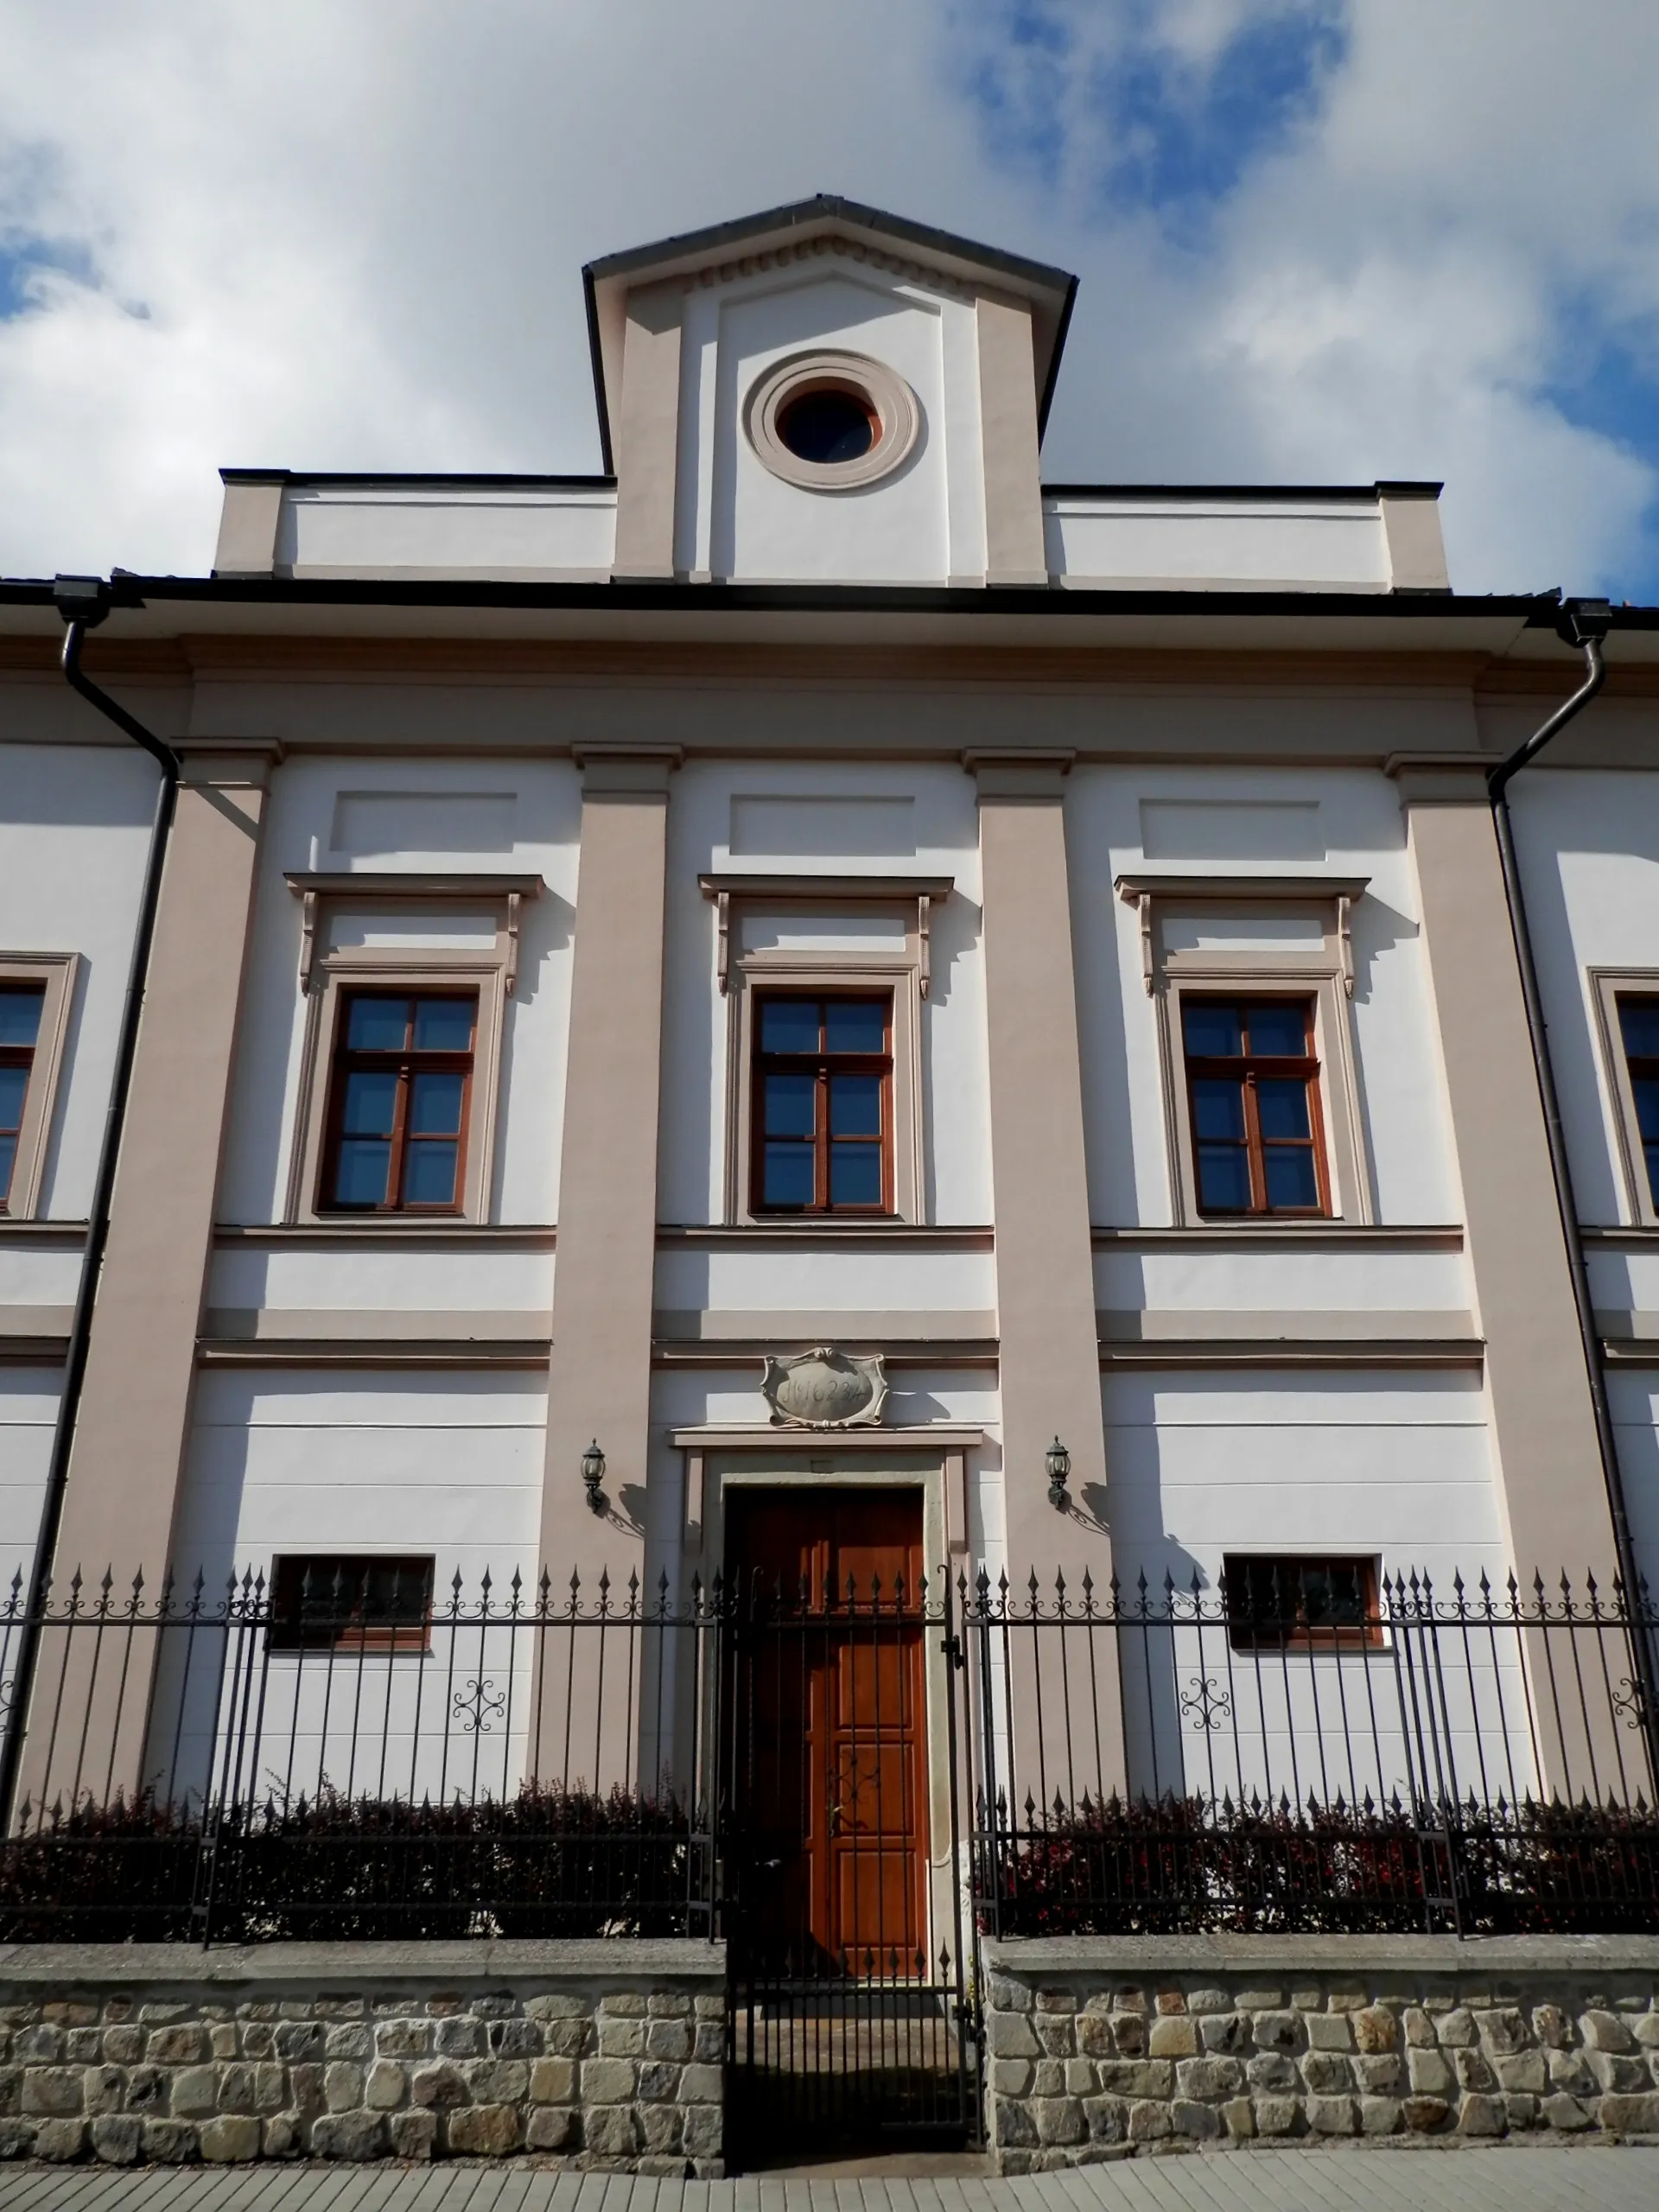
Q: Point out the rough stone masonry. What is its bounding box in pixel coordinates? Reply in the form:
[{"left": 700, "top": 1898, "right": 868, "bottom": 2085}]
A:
[
  {"left": 0, "top": 1939, "right": 725, "bottom": 2170},
  {"left": 982, "top": 1935, "right": 1659, "bottom": 2170}
]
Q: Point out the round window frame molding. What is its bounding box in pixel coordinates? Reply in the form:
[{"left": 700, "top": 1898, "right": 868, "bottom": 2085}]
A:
[{"left": 744, "top": 351, "right": 922, "bottom": 493}]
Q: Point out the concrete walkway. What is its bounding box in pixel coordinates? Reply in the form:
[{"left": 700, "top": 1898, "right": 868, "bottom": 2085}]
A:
[{"left": 8, "top": 2152, "right": 1659, "bottom": 2212}]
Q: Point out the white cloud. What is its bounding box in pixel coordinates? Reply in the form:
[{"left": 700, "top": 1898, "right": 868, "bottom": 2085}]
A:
[{"left": 0, "top": 0, "right": 1654, "bottom": 594}]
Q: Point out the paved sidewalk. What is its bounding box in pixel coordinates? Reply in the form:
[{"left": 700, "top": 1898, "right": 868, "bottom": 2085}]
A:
[{"left": 7, "top": 2152, "right": 1659, "bottom": 2212}]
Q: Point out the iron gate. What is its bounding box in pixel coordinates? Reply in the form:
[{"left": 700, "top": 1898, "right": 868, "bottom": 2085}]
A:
[{"left": 716, "top": 1563, "right": 981, "bottom": 2158}]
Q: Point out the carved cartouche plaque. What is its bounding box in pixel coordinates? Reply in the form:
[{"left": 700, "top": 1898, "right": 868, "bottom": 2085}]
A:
[{"left": 761, "top": 1346, "right": 888, "bottom": 1430}]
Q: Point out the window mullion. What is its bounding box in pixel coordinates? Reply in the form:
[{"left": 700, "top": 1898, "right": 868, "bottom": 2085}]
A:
[
  {"left": 1242, "top": 1067, "right": 1267, "bottom": 1213},
  {"left": 388, "top": 1057, "right": 413, "bottom": 1211},
  {"left": 816, "top": 1062, "right": 829, "bottom": 1212}
]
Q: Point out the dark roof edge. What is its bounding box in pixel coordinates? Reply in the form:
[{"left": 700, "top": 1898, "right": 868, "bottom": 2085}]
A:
[
  {"left": 583, "top": 267, "right": 614, "bottom": 479},
  {"left": 219, "top": 469, "right": 616, "bottom": 491},
  {"left": 1042, "top": 480, "right": 1443, "bottom": 502},
  {"left": 1036, "top": 274, "right": 1077, "bottom": 442},
  {"left": 582, "top": 193, "right": 1076, "bottom": 298},
  {"left": 0, "top": 575, "right": 1573, "bottom": 621}
]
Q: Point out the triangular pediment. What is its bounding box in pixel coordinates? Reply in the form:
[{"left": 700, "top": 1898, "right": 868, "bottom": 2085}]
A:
[{"left": 583, "top": 195, "right": 1076, "bottom": 470}]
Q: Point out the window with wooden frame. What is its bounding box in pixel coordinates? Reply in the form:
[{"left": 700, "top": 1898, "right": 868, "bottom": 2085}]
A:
[
  {"left": 0, "top": 954, "right": 78, "bottom": 1221},
  {"left": 1181, "top": 996, "right": 1329, "bottom": 1217},
  {"left": 1616, "top": 995, "right": 1659, "bottom": 1209},
  {"left": 267, "top": 1554, "right": 435, "bottom": 1652},
  {"left": 320, "top": 991, "right": 477, "bottom": 1214},
  {"left": 752, "top": 991, "right": 893, "bottom": 1214},
  {"left": 0, "top": 984, "right": 46, "bottom": 1212},
  {"left": 1117, "top": 876, "right": 1371, "bottom": 1228},
  {"left": 1221, "top": 1554, "right": 1382, "bottom": 1651}
]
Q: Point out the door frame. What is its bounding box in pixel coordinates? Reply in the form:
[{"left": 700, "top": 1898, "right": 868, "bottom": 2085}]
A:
[{"left": 672, "top": 1424, "right": 985, "bottom": 1976}]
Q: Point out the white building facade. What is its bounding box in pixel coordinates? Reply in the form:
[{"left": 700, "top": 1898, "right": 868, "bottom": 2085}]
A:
[{"left": 1, "top": 197, "right": 1656, "bottom": 1834}]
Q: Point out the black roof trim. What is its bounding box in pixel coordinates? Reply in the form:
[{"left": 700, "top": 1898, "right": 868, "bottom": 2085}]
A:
[
  {"left": 1042, "top": 480, "right": 1443, "bottom": 503},
  {"left": 1037, "top": 274, "right": 1077, "bottom": 442},
  {"left": 583, "top": 275, "right": 613, "bottom": 478},
  {"left": 0, "top": 573, "right": 1561, "bottom": 621},
  {"left": 219, "top": 469, "right": 615, "bottom": 491}
]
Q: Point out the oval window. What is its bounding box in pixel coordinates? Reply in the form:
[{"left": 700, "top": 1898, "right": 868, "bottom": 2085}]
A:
[{"left": 775, "top": 386, "right": 879, "bottom": 467}]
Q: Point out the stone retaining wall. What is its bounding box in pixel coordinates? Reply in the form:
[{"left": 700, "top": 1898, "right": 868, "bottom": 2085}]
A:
[
  {"left": 0, "top": 1939, "right": 724, "bottom": 2171},
  {"left": 983, "top": 1935, "right": 1659, "bottom": 2171}
]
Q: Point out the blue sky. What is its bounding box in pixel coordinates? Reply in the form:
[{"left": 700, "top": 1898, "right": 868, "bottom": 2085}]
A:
[{"left": 1, "top": 0, "right": 1656, "bottom": 600}]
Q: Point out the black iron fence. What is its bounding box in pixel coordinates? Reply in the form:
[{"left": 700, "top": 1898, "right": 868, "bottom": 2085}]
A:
[
  {"left": 0, "top": 1560, "right": 1655, "bottom": 1947},
  {"left": 973, "top": 1564, "right": 1659, "bottom": 1937},
  {"left": 0, "top": 1563, "right": 714, "bottom": 1944}
]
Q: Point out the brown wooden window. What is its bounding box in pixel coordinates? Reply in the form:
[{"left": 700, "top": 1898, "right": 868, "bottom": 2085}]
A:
[
  {"left": 0, "top": 984, "right": 46, "bottom": 1213},
  {"left": 268, "top": 1554, "right": 435, "bottom": 1652},
  {"left": 1182, "top": 996, "right": 1327, "bottom": 1216},
  {"left": 753, "top": 993, "right": 892, "bottom": 1213},
  {"left": 1618, "top": 996, "right": 1659, "bottom": 1207},
  {"left": 321, "top": 992, "right": 476, "bottom": 1213},
  {"left": 1222, "top": 1554, "right": 1381, "bottom": 1651}
]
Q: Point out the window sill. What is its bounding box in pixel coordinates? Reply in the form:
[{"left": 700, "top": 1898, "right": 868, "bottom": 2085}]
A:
[{"left": 1090, "top": 1223, "right": 1463, "bottom": 1250}]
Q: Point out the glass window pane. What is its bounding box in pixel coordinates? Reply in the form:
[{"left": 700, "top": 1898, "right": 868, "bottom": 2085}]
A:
[
  {"left": 0, "top": 988, "right": 43, "bottom": 1047},
  {"left": 404, "top": 1141, "right": 459, "bottom": 1205},
  {"left": 824, "top": 1001, "right": 886, "bottom": 1054},
  {"left": 761, "top": 1000, "right": 821, "bottom": 1053},
  {"left": 1183, "top": 1001, "right": 1243, "bottom": 1058},
  {"left": 1256, "top": 1077, "right": 1312, "bottom": 1141},
  {"left": 1192, "top": 1077, "right": 1245, "bottom": 1141},
  {"left": 1633, "top": 1077, "right": 1659, "bottom": 1142},
  {"left": 0, "top": 1065, "right": 27, "bottom": 1133},
  {"left": 346, "top": 997, "right": 410, "bottom": 1051},
  {"left": 1620, "top": 999, "right": 1659, "bottom": 1058},
  {"left": 1263, "top": 1147, "right": 1319, "bottom": 1210},
  {"left": 334, "top": 1139, "right": 391, "bottom": 1206},
  {"left": 1646, "top": 1144, "right": 1659, "bottom": 1206},
  {"left": 409, "top": 1071, "right": 464, "bottom": 1137},
  {"left": 340, "top": 1070, "right": 398, "bottom": 1137},
  {"left": 830, "top": 1146, "right": 882, "bottom": 1206},
  {"left": 0, "top": 1135, "right": 15, "bottom": 1201},
  {"left": 763, "top": 1142, "right": 816, "bottom": 1207},
  {"left": 1197, "top": 1146, "right": 1251, "bottom": 1211},
  {"left": 413, "top": 998, "right": 474, "bottom": 1052},
  {"left": 830, "top": 1073, "right": 881, "bottom": 1137},
  {"left": 1247, "top": 1002, "right": 1309, "bottom": 1056},
  {"left": 1300, "top": 1561, "right": 1365, "bottom": 1627},
  {"left": 764, "top": 1073, "right": 817, "bottom": 1137}
]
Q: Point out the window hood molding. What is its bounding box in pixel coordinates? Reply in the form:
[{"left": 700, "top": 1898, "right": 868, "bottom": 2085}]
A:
[
  {"left": 698, "top": 872, "right": 955, "bottom": 998},
  {"left": 1114, "top": 872, "right": 1370, "bottom": 999},
  {"left": 284, "top": 870, "right": 545, "bottom": 994}
]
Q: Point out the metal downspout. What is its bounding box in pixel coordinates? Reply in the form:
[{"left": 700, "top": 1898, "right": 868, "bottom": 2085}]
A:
[
  {"left": 0, "top": 578, "right": 182, "bottom": 1831},
  {"left": 1486, "top": 596, "right": 1659, "bottom": 1783}
]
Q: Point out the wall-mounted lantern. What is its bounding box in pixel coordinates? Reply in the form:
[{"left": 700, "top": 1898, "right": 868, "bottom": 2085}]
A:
[
  {"left": 581, "top": 1438, "right": 607, "bottom": 1516},
  {"left": 1046, "top": 1435, "right": 1071, "bottom": 1511}
]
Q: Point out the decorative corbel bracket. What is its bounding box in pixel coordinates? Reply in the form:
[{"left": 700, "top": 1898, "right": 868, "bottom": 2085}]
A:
[
  {"left": 298, "top": 888, "right": 321, "bottom": 992},
  {"left": 715, "top": 890, "right": 732, "bottom": 995},
  {"left": 505, "top": 890, "right": 524, "bottom": 996},
  {"left": 1337, "top": 893, "right": 1356, "bottom": 999}
]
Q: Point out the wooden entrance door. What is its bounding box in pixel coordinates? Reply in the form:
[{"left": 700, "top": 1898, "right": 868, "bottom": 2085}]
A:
[{"left": 725, "top": 1487, "right": 928, "bottom": 1974}]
